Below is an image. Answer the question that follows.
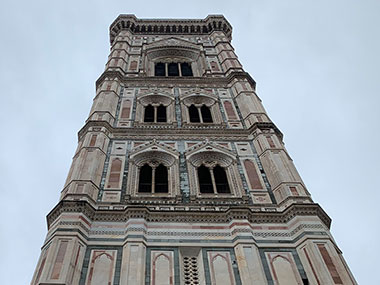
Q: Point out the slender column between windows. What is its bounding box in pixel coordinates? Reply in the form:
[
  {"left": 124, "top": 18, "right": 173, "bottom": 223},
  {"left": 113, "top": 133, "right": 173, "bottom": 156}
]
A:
[
  {"left": 155, "top": 62, "right": 193, "bottom": 77},
  {"left": 151, "top": 167, "right": 156, "bottom": 193},
  {"left": 178, "top": 63, "right": 182, "bottom": 77},
  {"left": 144, "top": 104, "right": 167, "bottom": 123},
  {"left": 197, "top": 164, "right": 230, "bottom": 194},
  {"left": 188, "top": 104, "right": 212, "bottom": 123},
  {"left": 209, "top": 167, "right": 217, "bottom": 194},
  {"left": 197, "top": 106, "right": 203, "bottom": 123},
  {"left": 138, "top": 163, "right": 169, "bottom": 193}
]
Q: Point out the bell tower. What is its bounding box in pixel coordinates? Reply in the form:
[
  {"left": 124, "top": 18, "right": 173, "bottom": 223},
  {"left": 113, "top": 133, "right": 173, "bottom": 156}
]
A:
[{"left": 32, "top": 15, "right": 356, "bottom": 285}]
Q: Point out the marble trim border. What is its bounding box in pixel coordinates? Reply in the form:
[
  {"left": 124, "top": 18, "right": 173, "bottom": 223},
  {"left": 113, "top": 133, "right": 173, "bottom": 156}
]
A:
[{"left": 47, "top": 201, "right": 331, "bottom": 229}]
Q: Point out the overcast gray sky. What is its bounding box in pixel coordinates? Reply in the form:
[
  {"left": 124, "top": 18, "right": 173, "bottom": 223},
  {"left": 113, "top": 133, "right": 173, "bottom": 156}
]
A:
[{"left": 1, "top": 0, "right": 379, "bottom": 284}]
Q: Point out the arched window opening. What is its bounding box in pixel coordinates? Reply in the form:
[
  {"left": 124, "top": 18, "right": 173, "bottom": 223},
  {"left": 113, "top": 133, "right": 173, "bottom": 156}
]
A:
[
  {"left": 213, "top": 165, "right": 230, "bottom": 193},
  {"left": 154, "top": 62, "right": 193, "bottom": 77},
  {"left": 155, "top": 62, "right": 165, "bottom": 76},
  {"left": 138, "top": 162, "right": 170, "bottom": 194},
  {"left": 189, "top": 104, "right": 200, "bottom": 122},
  {"left": 155, "top": 164, "right": 168, "bottom": 193},
  {"left": 156, "top": 105, "right": 167, "bottom": 122},
  {"left": 181, "top": 62, "right": 193, "bottom": 76},
  {"left": 168, "top": 62, "right": 179, "bottom": 76},
  {"left": 138, "top": 164, "right": 152, "bottom": 192},
  {"left": 196, "top": 163, "right": 231, "bottom": 194},
  {"left": 144, "top": 104, "right": 154, "bottom": 122},
  {"left": 198, "top": 165, "right": 213, "bottom": 193},
  {"left": 201, "top": 105, "right": 213, "bottom": 123}
]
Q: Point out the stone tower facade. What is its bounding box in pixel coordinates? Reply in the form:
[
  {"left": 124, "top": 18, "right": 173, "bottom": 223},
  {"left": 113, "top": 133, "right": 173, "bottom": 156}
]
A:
[{"left": 32, "top": 15, "right": 356, "bottom": 285}]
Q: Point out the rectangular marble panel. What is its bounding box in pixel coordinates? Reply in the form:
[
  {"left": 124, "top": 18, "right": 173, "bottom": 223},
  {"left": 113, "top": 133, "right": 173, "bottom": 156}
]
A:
[
  {"left": 265, "top": 252, "right": 303, "bottom": 285},
  {"left": 207, "top": 251, "right": 236, "bottom": 285},
  {"left": 120, "top": 243, "right": 146, "bottom": 285},
  {"left": 50, "top": 240, "right": 68, "bottom": 279},
  {"left": 85, "top": 249, "right": 117, "bottom": 285},
  {"left": 151, "top": 250, "right": 174, "bottom": 285}
]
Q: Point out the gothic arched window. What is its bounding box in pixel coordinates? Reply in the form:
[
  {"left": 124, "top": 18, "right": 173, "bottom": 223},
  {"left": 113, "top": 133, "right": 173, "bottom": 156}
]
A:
[
  {"left": 189, "top": 104, "right": 213, "bottom": 123},
  {"left": 156, "top": 104, "right": 167, "bottom": 122},
  {"left": 155, "top": 164, "right": 168, "bottom": 193},
  {"left": 197, "top": 164, "right": 230, "bottom": 194},
  {"left": 168, "top": 62, "right": 179, "bottom": 76},
  {"left": 144, "top": 104, "right": 155, "bottom": 122},
  {"left": 200, "top": 105, "right": 213, "bottom": 123},
  {"left": 154, "top": 62, "right": 193, "bottom": 77},
  {"left": 213, "top": 165, "right": 230, "bottom": 193},
  {"left": 138, "top": 163, "right": 168, "bottom": 193},
  {"left": 144, "top": 104, "right": 167, "bottom": 123},
  {"left": 155, "top": 62, "right": 165, "bottom": 76},
  {"left": 189, "top": 104, "right": 200, "bottom": 122},
  {"left": 198, "top": 165, "right": 213, "bottom": 193},
  {"left": 138, "top": 164, "right": 152, "bottom": 192},
  {"left": 181, "top": 62, "right": 193, "bottom": 76}
]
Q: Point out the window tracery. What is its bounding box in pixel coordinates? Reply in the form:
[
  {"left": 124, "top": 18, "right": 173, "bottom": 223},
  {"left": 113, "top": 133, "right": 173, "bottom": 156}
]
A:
[
  {"left": 197, "top": 164, "right": 230, "bottom": 194},
  {"left": 185, "top": 144, "right": 244, "bottom": 198},
  {"left": 144, "top": 104, "right": 167, "bottom": 123},
  {"left": 144, "top": 37, "right": 204, "bottom": 77},
  {"left": 138, "top": 162, "right": 168, "bottom": 193},
  {"left": 181, "top": 93, "right": 222, "bottom": 125},
  {"left": 188, "top": 104, "right": 213, "bottom": 123},
  {"left": 127, "top": 141, "right": 180, "bottom": 200},
  {"left": 137, "top": 92, "right": 174, "bottom": 124}
]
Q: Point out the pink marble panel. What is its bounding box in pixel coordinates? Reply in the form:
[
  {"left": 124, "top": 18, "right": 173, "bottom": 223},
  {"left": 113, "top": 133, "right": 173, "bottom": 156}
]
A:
[{"left": 51, "top": 240, "right": 68, "bottom": 279}]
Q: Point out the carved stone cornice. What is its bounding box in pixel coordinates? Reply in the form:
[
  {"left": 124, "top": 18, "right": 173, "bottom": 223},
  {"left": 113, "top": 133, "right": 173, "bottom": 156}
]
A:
[
  {"left": 77, "top": 120, "right": 283, "bottom": 142},
  {"left": 109, "top": 14, "right": 233, "bottom": 44},
  {"left": 95, "top": 70, "right": 256, "bottom": 91},
  {"left": 46, "top": 200, "right": 331, "bottom": 229}
]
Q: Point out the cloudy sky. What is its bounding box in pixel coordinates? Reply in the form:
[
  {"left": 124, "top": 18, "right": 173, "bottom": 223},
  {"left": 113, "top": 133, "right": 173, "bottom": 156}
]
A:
[{"left": 1, "top": 0, "right": 379, "bottom": 284}]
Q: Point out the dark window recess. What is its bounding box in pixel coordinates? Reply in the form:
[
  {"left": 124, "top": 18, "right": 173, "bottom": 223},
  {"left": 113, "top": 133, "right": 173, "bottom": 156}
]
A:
[
  {"left": 155, "top": 164, "right": 168, "bottom": 193},
  {"left": 181, "top": 62, "right": 193, "bottom": 76},
  {"left": 138, "top": 164, "right": 152, "bottom": 192},
  {"left": 189, "top": 105, "right": 200, "bottom": 122},
  {"left": 198, "top": 165, "right": 213, "bottom": 193},
  {"left": 155, "top": 62, "right": 165, "bottom": 76},
  {"left": 156, "top": 105, "right": 167, "bottom": 122},
  {"left": 213, "top": 165, "right": 230, "bottom": 193},
  {"left": 144, "top": 105, "right": 154, "bottom": 122},
  {"left": 201, "top": 105, "right": 213, "bottom": 123},
  {"left": 302, "top": 279, "right": 309, "bottom": 285},
  {"left": 168, "top": 62, "right": 179, "bottom": 76}
]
